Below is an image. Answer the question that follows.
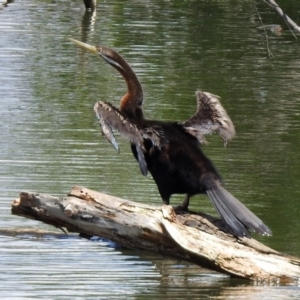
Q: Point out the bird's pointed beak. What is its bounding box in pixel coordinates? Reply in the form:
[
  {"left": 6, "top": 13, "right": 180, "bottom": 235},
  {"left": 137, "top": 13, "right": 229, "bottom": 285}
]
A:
[{"left": 68, "top": 38, "right": 98, "bottom": 55}]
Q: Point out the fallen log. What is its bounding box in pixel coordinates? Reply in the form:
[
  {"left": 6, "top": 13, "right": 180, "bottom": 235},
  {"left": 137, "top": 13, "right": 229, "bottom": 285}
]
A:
[{"left": 11, "top": 185, "right": 300, "bottom": 283}]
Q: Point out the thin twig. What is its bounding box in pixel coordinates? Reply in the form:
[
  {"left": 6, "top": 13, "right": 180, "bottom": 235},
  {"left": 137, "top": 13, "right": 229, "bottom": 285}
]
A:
[{"left": 254, "top": 1, "right": 274, "bottom": 57}]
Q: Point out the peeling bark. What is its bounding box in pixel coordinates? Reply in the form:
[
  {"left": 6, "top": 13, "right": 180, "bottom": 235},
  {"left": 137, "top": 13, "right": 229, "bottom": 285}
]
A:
[{"left": 11, "top": 185, "right": 300, "bottom": 283}]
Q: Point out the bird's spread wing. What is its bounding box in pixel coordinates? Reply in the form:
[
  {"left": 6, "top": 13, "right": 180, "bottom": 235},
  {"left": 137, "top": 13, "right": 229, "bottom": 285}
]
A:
[
  {"left": 93, "top": 101, "right": 166, "bottom": 175},
  {"left": 182, "top": 91, "right": 236, "bottom": 147}
]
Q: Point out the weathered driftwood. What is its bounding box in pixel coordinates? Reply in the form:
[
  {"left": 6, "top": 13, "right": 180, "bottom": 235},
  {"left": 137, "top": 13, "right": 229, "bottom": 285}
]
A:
[{"left": 11, "top": 185, "right": 300, "bottom": 283}]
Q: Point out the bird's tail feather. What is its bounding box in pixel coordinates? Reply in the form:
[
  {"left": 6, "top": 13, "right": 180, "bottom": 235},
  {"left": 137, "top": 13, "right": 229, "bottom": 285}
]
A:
[{"left": 206, "top": 185, "right": 272, "bottom": 237}]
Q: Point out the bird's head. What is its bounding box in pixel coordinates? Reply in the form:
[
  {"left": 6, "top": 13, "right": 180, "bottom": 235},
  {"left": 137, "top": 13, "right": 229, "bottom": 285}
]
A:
[{"left": 69, "top": 38, "right": 125, "bottom": 72}]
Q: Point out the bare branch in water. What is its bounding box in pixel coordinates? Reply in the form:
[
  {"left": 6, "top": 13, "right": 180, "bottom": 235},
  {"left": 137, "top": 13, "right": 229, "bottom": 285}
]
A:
[{"left": 263, "top": 0, "right": 300, "bottom": 37}]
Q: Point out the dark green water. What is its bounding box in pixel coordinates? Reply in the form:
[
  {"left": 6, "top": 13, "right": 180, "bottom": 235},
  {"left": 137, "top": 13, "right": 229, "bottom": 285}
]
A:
[{"left": 1, "top": 0, "right": 300, "bottom": 298}]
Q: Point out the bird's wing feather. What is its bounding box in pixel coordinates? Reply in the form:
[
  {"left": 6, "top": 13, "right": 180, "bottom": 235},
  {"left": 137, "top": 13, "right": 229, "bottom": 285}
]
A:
[
  {"left": 93, "top": 101, "right": 167, "bottom": 176},
  {"left": 206, "top": 184, "right": 272, "bottom": 237},
  {"left": 182, "top": 91, "right": 236, "bottom": 147}
]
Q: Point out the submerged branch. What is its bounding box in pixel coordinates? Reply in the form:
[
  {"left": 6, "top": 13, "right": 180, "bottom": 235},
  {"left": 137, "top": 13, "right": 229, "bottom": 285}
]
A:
[{"left": 264, "top": 0, "right": 300, "bottom": 35}]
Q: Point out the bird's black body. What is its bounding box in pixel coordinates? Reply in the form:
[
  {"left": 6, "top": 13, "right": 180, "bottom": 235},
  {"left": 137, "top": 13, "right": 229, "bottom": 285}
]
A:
[
  {"left": 70, "top": 38, "right": 272, "bottom": 238},
  {"left": 131, "top": 120, "right": 221, "bottom": 203},
  {"left": 95, "top": 99, "right": 272, "bottom": 238},
  {"left": 127, "top": 117, "right": 270, "bottom": 237}
]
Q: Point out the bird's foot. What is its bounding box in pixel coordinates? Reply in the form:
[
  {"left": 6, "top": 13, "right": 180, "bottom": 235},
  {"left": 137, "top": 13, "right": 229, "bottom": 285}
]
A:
[{"left": 172, "top": 205, "right": 189, "bottom": 213}]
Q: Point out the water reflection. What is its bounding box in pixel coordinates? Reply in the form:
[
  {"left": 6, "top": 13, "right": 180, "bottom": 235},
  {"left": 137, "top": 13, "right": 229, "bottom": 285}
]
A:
[
  {"left": 81, "top": 8, "right": 97, "bottom": 42},
  {"left": 1, "top": 0, "right": 300, "bottom": 298}
]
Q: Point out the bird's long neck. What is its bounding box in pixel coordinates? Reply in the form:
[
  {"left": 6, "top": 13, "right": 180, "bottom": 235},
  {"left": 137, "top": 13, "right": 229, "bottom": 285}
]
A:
[
  {"left": 119, "top": 65, "right": 143, "bottom": 109},
  {"left": 108, "top": 53, "right": 144, "bottom": 122}
]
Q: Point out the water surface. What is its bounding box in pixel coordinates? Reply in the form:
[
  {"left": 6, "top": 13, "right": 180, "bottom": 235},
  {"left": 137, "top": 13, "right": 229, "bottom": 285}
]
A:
[{"left": 1, "top": 0, "right": 300, "bottom": 298}]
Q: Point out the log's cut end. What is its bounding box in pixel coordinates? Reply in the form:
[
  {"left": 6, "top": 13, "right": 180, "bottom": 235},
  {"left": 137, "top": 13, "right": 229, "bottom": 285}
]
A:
[
  {"left": 12, "top": 193, "right": 35, "bottom": 210},
  {"left": 11, "top": 193, "right": 41, "bottom": 217}
]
